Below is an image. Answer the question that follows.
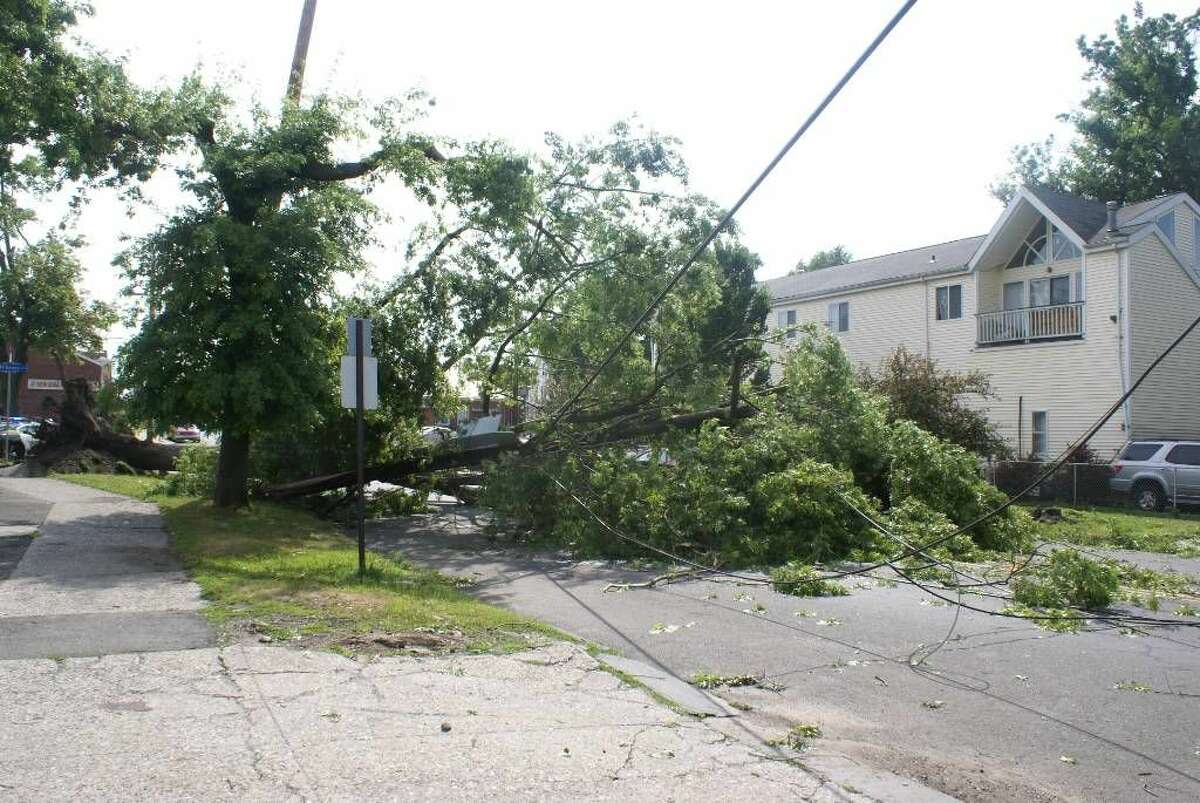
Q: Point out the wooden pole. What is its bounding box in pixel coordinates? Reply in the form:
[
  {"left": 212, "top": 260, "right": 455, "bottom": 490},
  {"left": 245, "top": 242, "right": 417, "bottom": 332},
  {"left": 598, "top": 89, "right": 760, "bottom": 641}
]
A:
[{"left": 285, "top": 0, "right": 319, "bottom": 105}]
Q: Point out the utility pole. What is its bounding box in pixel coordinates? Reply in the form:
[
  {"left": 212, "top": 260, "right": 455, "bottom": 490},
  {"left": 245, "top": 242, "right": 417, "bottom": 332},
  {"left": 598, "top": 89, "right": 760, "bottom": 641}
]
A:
[{"left": 285, "top": 0, "right": 319, "bottom": 105}]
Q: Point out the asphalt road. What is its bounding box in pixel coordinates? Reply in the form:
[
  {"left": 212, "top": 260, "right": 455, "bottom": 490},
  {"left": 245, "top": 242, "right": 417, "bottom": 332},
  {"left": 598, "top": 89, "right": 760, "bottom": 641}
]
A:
[
  {"left": 0, "top": 481, "right": 49, "bottom": 580},
  {"left": 369, "top": 507, "right": 1200, "bottom": 803}
]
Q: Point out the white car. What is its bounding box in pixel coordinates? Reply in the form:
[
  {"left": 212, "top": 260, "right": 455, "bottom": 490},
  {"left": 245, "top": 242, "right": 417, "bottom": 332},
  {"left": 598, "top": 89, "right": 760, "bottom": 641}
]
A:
[{"left": 420, "top": 426, "right": 455, "bottom": 445}]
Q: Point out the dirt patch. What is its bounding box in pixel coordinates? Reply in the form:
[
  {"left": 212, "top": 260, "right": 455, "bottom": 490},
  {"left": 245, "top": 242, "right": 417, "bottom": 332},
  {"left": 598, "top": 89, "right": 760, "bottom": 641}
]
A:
[
  {"left": 333, "top": 630, "right": 465, "bottom": 656},
  {"left": 43, "top": 449, "right": 125, "bottom": 475}
]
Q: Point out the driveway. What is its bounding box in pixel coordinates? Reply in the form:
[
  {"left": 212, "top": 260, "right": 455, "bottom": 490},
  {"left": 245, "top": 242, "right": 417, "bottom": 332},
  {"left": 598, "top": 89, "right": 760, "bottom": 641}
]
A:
[{"left": 368, "top": 506, "right": 1200, "bottom": 803}]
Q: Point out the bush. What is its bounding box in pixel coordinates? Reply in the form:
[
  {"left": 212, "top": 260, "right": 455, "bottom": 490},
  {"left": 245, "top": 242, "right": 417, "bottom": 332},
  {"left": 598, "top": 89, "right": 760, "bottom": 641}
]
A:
[
  {"left": 1012, "top": 550, "right": 1120, "bottom": 609},
  {"left": 771, "top": 562, "right": 849, "bottom": 597},
  {"left": 164, "top": 445, "right": 218, "bottom": 498}
]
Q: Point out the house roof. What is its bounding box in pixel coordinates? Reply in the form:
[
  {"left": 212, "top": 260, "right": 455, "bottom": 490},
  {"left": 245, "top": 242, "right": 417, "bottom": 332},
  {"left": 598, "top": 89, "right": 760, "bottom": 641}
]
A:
[
  {"left": 1025, "top": 185, "right": 1110, "bottom": 242},
  {"left": 762, "top": 235, "right": 985, "bottom": 303},
  {"left": 1025, "top": 185, "right": 1190, "bottom": 245}
]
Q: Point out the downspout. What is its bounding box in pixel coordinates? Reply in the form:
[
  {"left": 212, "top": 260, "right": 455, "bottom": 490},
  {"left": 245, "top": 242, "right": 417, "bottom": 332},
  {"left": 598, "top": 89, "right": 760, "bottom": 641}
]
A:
[
  {"left": 1017, "top": 395, "right": 1023, "bottom": 458},
  {"left": 922, "top": 276, "right": 931, "bottom": 356}
]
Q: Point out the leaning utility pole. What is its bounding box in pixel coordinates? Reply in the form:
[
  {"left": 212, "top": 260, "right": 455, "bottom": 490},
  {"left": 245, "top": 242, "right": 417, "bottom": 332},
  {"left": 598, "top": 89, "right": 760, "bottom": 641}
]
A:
[{"left": 285, "top": 0, "right": 319, "bottom": 105}]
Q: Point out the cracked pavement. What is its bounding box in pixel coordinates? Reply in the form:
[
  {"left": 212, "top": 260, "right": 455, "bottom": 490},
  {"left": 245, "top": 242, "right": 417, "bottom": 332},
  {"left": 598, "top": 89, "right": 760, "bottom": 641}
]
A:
[
  {"left": 367, "top": 505, "right": 1200, "bottom": 803},
  {"left": 0, "top": 478, "right": 859, "bottom": 801},
  {"left": 0, "top": 641, "right": 860, "bottom": 800}
]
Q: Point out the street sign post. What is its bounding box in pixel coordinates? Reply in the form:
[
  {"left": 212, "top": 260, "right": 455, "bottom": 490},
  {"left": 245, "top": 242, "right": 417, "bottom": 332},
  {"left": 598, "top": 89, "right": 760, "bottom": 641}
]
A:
[
  {"left": 1, "top": 354, "right": 24, "bottom": 463},
  {"left": 342, "top": 318, "right": 377, "bottom": 579}
]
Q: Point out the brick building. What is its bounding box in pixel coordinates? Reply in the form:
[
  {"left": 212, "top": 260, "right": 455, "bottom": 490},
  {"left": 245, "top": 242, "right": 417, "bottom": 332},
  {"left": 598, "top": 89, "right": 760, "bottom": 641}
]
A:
[{"left": 3, "top": 349, "right": 111, "bottom": 419}]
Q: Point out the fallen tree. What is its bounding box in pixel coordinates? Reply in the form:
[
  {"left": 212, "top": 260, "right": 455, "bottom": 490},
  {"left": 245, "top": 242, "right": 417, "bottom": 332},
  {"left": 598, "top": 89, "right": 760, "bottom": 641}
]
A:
[
  {"left": 33, "top": 379, "right": 185, "bottom": 473},
  {"left": 260, "top": 403, "right": 754, "bottom": 499}
]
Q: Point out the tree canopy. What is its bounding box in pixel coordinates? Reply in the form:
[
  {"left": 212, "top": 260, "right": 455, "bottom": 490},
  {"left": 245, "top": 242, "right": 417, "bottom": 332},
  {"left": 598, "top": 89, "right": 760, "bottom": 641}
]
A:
[
  {"left": 1, "top": 0, "right": 184, "bottom": 412},
  {"left": 789, "top": 245, "right": 853, "bottom": 274},
  {"left": 992, "top": 4, "right": 1200, "bottom": 204}
]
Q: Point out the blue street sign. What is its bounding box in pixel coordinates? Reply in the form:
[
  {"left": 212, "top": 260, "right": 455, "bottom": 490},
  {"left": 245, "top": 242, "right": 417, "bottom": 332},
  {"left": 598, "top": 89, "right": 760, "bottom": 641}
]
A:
[{"left": 0, "top": 362, "right": 26, "bottom": 374}]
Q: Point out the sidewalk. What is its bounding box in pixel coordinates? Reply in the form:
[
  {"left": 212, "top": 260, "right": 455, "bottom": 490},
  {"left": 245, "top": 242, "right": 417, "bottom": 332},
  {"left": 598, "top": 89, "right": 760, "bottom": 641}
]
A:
[{"left": 0, "top": 479, "right": 860, "bottom": 801}]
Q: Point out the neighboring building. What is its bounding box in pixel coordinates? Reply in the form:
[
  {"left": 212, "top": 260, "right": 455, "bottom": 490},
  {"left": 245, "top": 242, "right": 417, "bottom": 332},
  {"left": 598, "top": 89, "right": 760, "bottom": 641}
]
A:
[
  {"left": 1, "top": 349, "right": 111, "bottom": 420},
  {"left": 762, "top": 187, "right": 1200, "bottom": 460}
]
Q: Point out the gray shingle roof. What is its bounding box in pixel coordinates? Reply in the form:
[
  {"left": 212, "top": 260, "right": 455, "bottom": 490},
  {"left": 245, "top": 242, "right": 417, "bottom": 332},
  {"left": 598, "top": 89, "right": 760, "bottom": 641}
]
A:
[
  {"left": 1027, "top": 185, "right": 1188, "bottom": 245},
  {"left": 762, "top": 235, "right": 984, "bottom": 303},
  {"left": 1026, "top": 186, "right": 1109, "bottom": 241}
]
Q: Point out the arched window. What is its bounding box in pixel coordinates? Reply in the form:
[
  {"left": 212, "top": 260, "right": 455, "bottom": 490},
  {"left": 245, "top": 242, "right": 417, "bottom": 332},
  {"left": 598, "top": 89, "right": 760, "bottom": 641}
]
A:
[{"left": 1007, "top": 217, "right": 1080, "bottom": 268}]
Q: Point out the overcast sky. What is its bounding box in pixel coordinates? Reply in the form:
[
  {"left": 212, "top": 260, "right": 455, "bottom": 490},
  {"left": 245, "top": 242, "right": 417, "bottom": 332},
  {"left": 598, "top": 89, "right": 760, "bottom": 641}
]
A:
[{"left": 68, "top": 0, "right": 1196, "bottom": 353}]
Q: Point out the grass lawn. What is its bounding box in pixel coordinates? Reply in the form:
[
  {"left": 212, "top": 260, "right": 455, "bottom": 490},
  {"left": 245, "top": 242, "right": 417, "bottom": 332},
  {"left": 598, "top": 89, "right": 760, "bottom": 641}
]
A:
[
  {"left": 54, "top": 473, "right": 558, "bottom": 654},
  {"left": 1022, "top": 503, "right": 1200, "bottom": 557}
]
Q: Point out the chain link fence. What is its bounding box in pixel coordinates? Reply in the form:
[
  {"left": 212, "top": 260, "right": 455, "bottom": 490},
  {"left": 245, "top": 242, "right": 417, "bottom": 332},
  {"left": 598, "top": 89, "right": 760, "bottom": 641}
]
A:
[{"left": 985, "top": 460, "right": 1148, "bottom": 509}]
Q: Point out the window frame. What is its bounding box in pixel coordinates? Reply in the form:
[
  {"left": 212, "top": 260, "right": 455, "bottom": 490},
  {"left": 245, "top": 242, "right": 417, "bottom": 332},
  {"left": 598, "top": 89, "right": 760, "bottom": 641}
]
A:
[
  {"left": 1030, "top": 410, "right": 1049, "bottom": 459},
  {"left": 826, "top": 300, "right": 850, "bottom": 333},
  {"left": 1157, "top": 210, "right": 1176, "bottom": 246},
  {"left": 776, "top": 309, "right": 798, "bottom": 340},
  {"left": 1165, "top": 444, "right": 1200, "bottom": 466},
  {"left": 935, "top": 283, "right": 963, "bottom": 321}
]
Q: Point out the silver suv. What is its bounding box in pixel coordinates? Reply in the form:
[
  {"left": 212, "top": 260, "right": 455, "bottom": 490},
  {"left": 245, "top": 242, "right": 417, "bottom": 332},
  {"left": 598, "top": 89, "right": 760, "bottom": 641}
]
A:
[{"left": 1109, "top": 440, "right": 1200, "bottom": 511}]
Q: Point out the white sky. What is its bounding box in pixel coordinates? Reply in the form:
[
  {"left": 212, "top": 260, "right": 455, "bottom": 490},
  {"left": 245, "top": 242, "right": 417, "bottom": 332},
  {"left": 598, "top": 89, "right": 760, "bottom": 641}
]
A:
[{"left": 67, "top": 0, "right": 1195, "bottom": 353}]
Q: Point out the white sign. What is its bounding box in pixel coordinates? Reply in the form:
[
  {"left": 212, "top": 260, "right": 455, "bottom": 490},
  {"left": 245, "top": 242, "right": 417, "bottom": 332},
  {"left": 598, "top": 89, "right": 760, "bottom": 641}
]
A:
[
  {"left": 340, "top": 356, "right": 379, "bottom": 410},
  {"left": 27, "top": 378, "right": 63, "bottom": 391},
  {"left": 346, "top": 317, "right": 372, "bottom": 356}
]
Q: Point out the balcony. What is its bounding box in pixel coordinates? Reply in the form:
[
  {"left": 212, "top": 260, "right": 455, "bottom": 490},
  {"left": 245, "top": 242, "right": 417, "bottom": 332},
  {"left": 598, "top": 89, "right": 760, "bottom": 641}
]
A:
[{"left": 976, "top": 302, "right": 1085, "bottom": 346}]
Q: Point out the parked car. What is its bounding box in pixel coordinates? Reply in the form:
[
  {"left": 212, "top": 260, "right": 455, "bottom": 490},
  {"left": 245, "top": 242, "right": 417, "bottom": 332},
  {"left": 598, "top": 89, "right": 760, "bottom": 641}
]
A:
[
  {"left": 169, "top": 424, "right": 202, "bottom": 443},
  {"left": 1109, "top": 440, "right": 1200, "bottom": 511},
  {"left": 420, "top": 426, "right": 455, "bottom": 446},
  {"left": 1, "top": 421, "right": 41, "bottom": 460}
]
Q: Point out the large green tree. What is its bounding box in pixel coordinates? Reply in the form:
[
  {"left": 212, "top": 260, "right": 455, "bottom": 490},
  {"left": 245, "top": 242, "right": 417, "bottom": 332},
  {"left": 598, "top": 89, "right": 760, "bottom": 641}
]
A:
[
  {"left": 0, "top": 0, "right": 185, "bottom": 411},
  {"left": 117, "top": 90, "right": 486, "bottom": 506},
  {"left": 992, "top": 4, "right": 1200, "bottom": 204}
]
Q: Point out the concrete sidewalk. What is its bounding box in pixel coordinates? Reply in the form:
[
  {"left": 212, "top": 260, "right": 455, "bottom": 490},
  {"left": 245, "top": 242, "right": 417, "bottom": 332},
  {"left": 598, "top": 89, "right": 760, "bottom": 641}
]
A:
[
  {"left": 0, "top": 479, "right": 861, "bottom": 801},
  {"left": 0, "top": 641, "right": 859, "bottom": 801},
  {"left": 0, "top": 478, "right": 213, "bottom": 659}
]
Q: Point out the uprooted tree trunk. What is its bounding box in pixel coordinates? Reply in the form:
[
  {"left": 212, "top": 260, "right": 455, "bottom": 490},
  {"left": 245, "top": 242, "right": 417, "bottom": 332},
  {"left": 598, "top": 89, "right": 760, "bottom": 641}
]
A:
[{"left": 34, "top": 378, "right": 184, "bottom": 472}]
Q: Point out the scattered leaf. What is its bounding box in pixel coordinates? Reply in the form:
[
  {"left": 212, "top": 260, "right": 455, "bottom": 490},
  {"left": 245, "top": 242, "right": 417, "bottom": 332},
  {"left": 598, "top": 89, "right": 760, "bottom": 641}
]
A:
[
  {"left": 816, "top": 618, "right": 842, "bottom": 627},
  {"left": 921, "top": 700, "right": 945, "bottom": 710},
  {"left": 1059, "top": 755, "right": 1076, "bottom": 765}
]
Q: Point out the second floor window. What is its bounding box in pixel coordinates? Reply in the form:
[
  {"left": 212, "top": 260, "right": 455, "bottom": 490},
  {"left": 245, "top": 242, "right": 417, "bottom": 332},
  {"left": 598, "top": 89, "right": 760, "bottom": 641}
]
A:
[
  {"left": 936, "top": 284, "right": 962, "bottom": 320},
  {"left": 776, "top": 309, "right": 797, "bottom": 339},
  {"left": 827, "top": 301, "right": 850, "bottom": 333}
]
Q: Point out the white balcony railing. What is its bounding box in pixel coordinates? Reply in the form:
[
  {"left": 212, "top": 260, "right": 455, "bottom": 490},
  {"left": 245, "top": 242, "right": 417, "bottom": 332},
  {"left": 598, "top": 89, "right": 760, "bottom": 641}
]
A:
[{"left": 976, "top": 302, "right": 1085, "bottom": 346}]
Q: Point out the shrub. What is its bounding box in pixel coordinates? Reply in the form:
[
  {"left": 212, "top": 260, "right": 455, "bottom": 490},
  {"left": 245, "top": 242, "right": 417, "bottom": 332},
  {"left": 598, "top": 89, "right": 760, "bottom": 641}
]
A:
[
  {"left": 1012, "top": 550, "right": 1120, "bottom": 609},
  {"left": 164, "top": 445, "right": 218, "bottom": 498},
  {"left": 771, "top": 562, "right": 849, "bottom": 597}
]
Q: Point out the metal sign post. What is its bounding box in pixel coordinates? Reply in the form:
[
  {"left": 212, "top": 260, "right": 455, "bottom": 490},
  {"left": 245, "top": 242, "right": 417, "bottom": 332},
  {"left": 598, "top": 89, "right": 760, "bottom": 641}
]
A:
[
  {"left": 1, "top": 353, "right": 28, "bottom": 464},
  {"left": 341, "top": 318, "right": 377, "bottom": 580}
]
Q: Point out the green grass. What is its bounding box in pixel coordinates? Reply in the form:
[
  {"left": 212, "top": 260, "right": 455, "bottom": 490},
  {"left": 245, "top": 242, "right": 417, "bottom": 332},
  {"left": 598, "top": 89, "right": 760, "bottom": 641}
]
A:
[
  {"left": 1023, "top": 504, "right": 1200, "bottom": 557},
  {"left": 55, "top": 473, "right": 166, "bottom": 499},
  {"left": 53, "top": 473, "right": 557, "bottom": 654}
]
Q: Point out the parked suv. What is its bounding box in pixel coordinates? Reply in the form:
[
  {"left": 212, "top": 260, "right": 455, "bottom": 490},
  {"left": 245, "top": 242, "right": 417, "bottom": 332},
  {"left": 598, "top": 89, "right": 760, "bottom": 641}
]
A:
[{"left": 1109, "top": 440, "right": 1200, "bottom": 511}]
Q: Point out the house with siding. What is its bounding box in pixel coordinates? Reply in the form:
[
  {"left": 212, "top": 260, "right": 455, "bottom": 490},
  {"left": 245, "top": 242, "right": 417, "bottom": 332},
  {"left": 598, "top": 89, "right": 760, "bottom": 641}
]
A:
[{"left": 762, "top": 186, "right": 1200, "bottom": 460}]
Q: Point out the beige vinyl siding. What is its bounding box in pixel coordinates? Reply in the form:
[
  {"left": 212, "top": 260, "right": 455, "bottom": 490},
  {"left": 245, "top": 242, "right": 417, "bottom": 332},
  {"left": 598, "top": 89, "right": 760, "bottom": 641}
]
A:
[
  {"left": 970, "top": 250, "right": 1126, "bottom": 458},
  {"left": 1127, "top": 233, "right": 1200, "bottom": 440},
  {"left": 926, "top": 277, "right": 975, "bottom": 372},
  {"left": 766, "top": 284, "right": 926, "bottom": 377}
]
